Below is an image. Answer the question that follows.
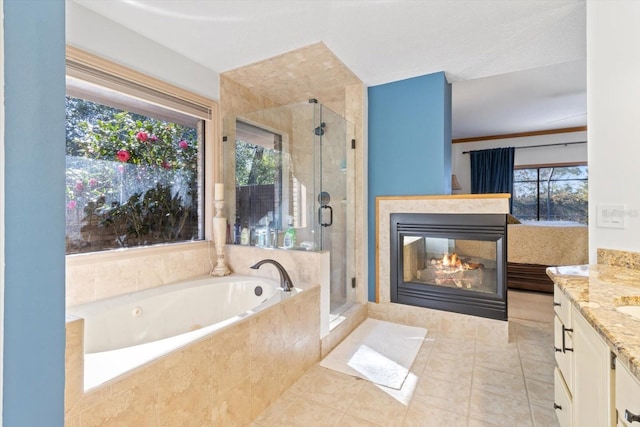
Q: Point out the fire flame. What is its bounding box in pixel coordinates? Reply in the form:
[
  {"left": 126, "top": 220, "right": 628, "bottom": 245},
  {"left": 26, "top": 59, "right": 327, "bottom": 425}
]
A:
[{"left": 442, "top": 253, "right": 461, "bottom": 268}]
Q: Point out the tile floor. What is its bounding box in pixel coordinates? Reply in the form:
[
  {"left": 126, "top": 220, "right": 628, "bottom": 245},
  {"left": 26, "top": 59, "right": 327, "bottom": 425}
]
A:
[{"left": 252, "top": 292, "right": 558, "bottom": 427}]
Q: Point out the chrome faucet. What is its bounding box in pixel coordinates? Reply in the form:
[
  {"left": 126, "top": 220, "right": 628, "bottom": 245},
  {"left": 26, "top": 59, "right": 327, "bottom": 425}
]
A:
[{"left": 250, "top": 259, "right": 294, "bottom": 292}]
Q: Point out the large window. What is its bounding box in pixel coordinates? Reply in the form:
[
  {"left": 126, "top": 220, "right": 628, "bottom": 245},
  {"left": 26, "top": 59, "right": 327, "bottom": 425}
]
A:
[
  {"left": 65, "top": 57, "right": 208, "bottom": 254},
  {"left": 233, "top": 121, "right": 283, "bottom": 241},
  {"left": 512, "top": 164, "right": 588, "bottom": 224}
]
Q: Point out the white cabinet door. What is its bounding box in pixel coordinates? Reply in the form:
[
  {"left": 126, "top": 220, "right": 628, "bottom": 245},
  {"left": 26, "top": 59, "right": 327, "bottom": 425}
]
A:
[
  {"left": 555, "top": 367, "right": 573, "bottom": 427},
  {"left": 572, "top": 306, "right": 614, "bottom": 427},
  {"left": 616, "top": 359, "right": 640, "bottom": 426}
]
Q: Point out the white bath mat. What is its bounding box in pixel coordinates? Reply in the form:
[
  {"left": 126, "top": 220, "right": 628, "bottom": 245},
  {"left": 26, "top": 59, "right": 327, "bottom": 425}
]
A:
[{"left": 319, "top": 318, "right": 427, "bottom": 390}]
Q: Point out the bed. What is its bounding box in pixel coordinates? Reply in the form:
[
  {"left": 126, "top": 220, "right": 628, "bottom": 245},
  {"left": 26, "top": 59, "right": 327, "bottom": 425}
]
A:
[{"left": 507, "top": 221, "right": 588, "bottom": 293}]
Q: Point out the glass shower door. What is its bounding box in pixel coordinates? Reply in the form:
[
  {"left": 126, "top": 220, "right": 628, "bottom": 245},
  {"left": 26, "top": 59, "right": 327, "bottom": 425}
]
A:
[
  {"left": 228, "top": 100, "right": 355, "bottom": 323},
  {"left": 314, "top": 103, "right": 355, "bottom": 317}
]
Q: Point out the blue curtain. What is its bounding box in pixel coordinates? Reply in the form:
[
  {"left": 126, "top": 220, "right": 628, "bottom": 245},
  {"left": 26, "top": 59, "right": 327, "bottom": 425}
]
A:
[{"left": 470, "top": 147, "right": 515, "bottom": 210}]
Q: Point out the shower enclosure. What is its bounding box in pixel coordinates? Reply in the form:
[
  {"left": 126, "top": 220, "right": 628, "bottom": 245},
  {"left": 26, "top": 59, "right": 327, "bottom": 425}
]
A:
[{"left": 224, "top": 100, "right": 355, "bottom": 319}]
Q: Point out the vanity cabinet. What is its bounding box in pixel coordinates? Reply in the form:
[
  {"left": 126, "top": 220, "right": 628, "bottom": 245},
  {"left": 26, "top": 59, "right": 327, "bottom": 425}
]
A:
[
  {"left": 571, "top": 305, "right": 614, "bottom": 427},
  {"left": 554, "top": 284, "right": 573, "bottom": 426},
  {"left": 553, "top": 284, "right": 614, "bottom": 426},
  {"left": 616, "top": 359, "right": 640, "bottom": 426}
]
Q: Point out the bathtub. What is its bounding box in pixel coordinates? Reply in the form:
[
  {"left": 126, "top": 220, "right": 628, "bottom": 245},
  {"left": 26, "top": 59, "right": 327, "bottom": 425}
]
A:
[{"left": 68, "top": 274, "right": 300, "bottom": 390}]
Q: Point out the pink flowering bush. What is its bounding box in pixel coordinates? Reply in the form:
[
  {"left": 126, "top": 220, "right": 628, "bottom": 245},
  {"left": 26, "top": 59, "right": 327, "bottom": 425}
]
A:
[
  {"left": 116, "top": 150, "right": 131, "bottom": 162},
  {"left": 65, "top": 98, "right": 200, "bottom": 253}
]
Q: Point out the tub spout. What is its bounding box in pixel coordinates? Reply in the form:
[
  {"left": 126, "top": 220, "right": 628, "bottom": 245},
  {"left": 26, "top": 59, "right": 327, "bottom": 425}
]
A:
[{"left": 250, "top": 259, "right": 294, "bottom": 292}]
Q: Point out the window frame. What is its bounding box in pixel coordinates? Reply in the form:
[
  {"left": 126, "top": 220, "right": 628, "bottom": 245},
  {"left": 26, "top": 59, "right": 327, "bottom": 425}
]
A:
[
  {"left": 65, "top": 46, "right": 219, "bottom": 259},
  {"left": 513, "top": 161, "right": 588, "bottom": 223}
]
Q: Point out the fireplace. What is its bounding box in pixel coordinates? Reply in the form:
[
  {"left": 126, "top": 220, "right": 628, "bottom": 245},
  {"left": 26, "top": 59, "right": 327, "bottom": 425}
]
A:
[{"left": 390, "top": 213, "right": 507, "bottom": 320}]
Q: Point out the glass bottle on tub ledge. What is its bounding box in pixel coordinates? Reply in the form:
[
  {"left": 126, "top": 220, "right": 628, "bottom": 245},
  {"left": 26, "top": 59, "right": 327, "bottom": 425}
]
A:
[{"left": 283, "top": 218, "right": 297, "bottom": 249}]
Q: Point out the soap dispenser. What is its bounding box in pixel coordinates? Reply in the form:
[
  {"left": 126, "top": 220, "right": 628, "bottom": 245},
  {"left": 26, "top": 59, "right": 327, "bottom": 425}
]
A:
[{"left": 283, "top": 218, "right": 296, "bottom": 249}]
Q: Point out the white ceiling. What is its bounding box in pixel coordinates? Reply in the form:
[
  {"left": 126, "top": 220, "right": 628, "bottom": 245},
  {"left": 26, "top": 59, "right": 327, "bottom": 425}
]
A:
[{"left": 72, "top": 0, "right": 587, "bottom": 139}]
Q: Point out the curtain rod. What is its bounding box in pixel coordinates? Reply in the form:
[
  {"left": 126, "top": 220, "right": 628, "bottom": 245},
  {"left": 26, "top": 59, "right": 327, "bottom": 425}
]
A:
[{"left": 462, "top": 141, "right": 587, "bottom": 155}]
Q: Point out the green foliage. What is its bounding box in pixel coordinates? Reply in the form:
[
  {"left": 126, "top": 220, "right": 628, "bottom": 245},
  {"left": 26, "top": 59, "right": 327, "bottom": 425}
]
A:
[
  {"left": 512, "top": 166, "right": 588, "bottom": 223},
  {"left": 84, "top": 183, "right": 193, "bottom": 248},
  {"left": 65, "top": 96, "right": 200, "bottom": 253},
  {"left": 235, "top": 140, "right": 278, "bottom": 186}
]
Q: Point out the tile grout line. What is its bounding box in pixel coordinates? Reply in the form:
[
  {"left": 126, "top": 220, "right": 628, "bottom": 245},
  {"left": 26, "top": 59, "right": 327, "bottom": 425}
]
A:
[
  {"left": 465, "top": 335, "right": 477, "bottom": 427},
  {"left": 515, "top": 322, "right": 537, "bottom": 427}
]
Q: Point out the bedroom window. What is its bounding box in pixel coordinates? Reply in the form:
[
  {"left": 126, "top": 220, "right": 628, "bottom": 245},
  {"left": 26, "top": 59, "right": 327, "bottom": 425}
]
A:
[
  {"left": 65, "top": 49, "right": 212, "bottom": 254},
  {"left": 512, "top": 163, "right": 588, "bottom": 224}
]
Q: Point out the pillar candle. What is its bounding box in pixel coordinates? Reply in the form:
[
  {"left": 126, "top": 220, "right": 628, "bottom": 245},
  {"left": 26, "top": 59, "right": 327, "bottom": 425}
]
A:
[{"left": 214, "top": 183, "right": 224, "bottom": 201}]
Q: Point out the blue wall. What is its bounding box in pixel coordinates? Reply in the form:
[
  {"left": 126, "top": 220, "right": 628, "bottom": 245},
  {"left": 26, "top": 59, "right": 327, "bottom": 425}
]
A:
[
  {"left": 367, "top": 72, "right": 451, "bottom": 301},
  {"left": 3, "top": 0, "right": 66, "bottom": 425}
]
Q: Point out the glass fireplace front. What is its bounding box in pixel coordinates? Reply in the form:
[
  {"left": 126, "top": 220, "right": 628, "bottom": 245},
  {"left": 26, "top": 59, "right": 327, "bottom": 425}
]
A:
[{"left": 391, "top": 213, "right": 507, "bottom": 320}]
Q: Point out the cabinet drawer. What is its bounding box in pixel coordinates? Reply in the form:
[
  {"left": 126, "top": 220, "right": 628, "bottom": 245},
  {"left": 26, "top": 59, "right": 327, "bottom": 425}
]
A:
[
  {"left": 555, "top": 366, "right": 573, "bottom": 427},
  {"left": 554, "top": 316, "right": 573, "bottom": 391},
  {"left": 554, "top": 283, "right": 572, "bottom": 327},
  {"left": 616, "top": 360, "right": 640, "bottom": 426}
]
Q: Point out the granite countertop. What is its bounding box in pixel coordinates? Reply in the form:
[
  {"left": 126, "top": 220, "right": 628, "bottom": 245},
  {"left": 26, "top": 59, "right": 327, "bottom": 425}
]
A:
[{"left": 547, "top": 264, "right": 640, "bottom": 382}]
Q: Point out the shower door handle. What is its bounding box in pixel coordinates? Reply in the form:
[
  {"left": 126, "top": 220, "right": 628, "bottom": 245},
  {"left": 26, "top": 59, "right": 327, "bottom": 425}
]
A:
[{"left": 318, "top": 205, "right": 333, "bottom": 227}]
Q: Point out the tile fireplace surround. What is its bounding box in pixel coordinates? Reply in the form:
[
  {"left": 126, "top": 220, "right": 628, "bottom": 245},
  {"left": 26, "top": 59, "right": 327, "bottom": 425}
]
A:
[{"left": 373, "top": 194, "right": 513, "bottom": 341}]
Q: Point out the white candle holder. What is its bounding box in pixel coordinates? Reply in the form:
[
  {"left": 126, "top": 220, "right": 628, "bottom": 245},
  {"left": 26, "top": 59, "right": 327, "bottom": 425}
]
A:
[{"left": 211, "top": 199, "right": 231, "bottom": 276}]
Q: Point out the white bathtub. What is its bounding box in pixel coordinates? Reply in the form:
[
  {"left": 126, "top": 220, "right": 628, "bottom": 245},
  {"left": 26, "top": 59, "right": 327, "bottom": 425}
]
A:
[{"left": 68, "top": 274, "right": 301, "bottom": 390}]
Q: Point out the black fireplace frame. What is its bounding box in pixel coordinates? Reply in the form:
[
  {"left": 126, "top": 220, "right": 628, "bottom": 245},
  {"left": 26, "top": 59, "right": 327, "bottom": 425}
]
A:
[{"left": 390, "top": 213, "right": 508, "bottom": 321}]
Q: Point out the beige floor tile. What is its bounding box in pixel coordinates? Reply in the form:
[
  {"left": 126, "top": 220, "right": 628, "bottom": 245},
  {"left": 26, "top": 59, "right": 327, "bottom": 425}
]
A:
[
  {"left": 423, "top": 353, "right": 474, "bottom": 387},
  {"left": 287, "top": 365, "right": 328, "bottom": 394},
  {"left": 338, "top": 413, "right": 386, "bottom": 427},
  {"left": 432, "top": 336, "right": 476, "bottom": 360},
  {"left": 474, "top": 346, "right": 522, "bottom": 375},
  {"left": 403, "top": 400, "right": 462, "bottom": 427},
  {"left": 468, "top": 388, "right": 533, "bottom": 427},
  {"left": 525, "top": 377, "right": 555, "bottom": 407},
  {"left": 475, "top": 340, "right": 519, "bottom": 356},
  {"left": 273, "top": 397, "right": 343, "bottom": 427},
  {"left": 409, "top": 340, "right": 435, "bottom": 375},
  {"left": 347, "top": 382, "right": 410, "bottom": 426},
  {"left": 472, "top": 366, "right": 528, "bottom": 403},
  {"left": 302, "top": 369, "right": 365, "bottom": 412},
  {"left": 252, "top": 390, "right": 296, "bottom": 427},
  {"left": 521, "top": 357, "right": 555, "bottom": 384},
  {"left": 531, "top": 403, "right": 561, "bottom": 427},
  {"left": 513, "top": 320, "right": 553, "bottom": 346},
  {"left": 467, "top": 417, "right": 503, "bottom": 426},
  {"left": 518, "top": 342, "right": 555, "bottom": 364},
  {"left": 413, "top": 376, "right": 471, "bottom": 416},
  {"left": 254, "top": 313, "right": 554, "bottom": 427}
]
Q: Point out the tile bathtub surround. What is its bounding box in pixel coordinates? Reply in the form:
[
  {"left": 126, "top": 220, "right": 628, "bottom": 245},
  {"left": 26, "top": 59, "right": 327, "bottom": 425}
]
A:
[
  {"left": 547, "top": 263, "right": 640, "bottom": 382},
  {"left": 252, "top": 317, "right": 556, "bottom": 427},
  {"left": 64, "top": 285, "right": 321, "bottom": 426},
  {"left": 66, "top": 241, "right": 214, "bottom": 307},
  {"left": 225, "top": 244, "right": 327, "bottom": 292},
  {"left": 67, "top": 240, "right": 329, "bottom": 307}
]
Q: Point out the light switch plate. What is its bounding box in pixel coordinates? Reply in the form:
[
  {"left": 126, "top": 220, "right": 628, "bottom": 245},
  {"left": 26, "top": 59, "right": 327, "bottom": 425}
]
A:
[{"left": 597, "top": 205, "right": 626, "bottom": 228}]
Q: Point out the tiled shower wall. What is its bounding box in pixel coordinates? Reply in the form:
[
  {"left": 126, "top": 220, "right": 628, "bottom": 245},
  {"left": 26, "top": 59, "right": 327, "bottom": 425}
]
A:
[{"left": 65, "top": 285, "right": 321, "bottom": 426}]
